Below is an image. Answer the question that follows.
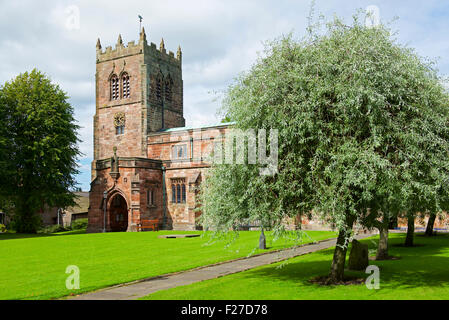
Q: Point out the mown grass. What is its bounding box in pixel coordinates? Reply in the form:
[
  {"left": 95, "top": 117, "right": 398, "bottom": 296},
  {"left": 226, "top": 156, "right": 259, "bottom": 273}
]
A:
[
  {"left": 0, "top": 229, "right": 336, "bottom": 300},
  {"left": 142, "top": 233, "right": 449, "bottom": 300}
]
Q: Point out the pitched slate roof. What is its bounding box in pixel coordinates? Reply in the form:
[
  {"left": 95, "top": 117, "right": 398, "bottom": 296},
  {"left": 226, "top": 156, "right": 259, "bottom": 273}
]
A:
[
  {"left": 158, "top": 122, "right": 235, "bottom": 133},
  {"left": 66, "top": 192, "right": 89, "bottom": 215}
]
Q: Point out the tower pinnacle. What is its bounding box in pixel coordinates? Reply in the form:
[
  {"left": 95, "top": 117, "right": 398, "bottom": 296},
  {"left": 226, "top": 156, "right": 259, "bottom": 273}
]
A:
[
  {"left": 117, "top": 34, "right": 123, "bottom": 47},
  {"left": 140, "top": 27, "right": 147, "bottom": 42},
  {"left": 177, "top": 45, "right": 182, "bottom": 60},
  {"left": 160, "top": 38, "right": 165, "bottom": 51}
]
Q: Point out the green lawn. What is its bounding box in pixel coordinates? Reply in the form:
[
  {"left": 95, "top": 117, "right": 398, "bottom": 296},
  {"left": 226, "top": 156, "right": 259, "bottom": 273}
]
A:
[
  {"left": 0, "top": 229, "right": 336, "bottom": 300},
  {"left": 142, "top": 233, "right": 449, "bottom": 300}
]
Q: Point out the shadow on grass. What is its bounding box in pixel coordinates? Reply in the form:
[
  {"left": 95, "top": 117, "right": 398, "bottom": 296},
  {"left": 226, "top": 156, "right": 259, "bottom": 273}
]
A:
[
  {"left": 232, "top": 233, "right": 449, "bottom": 290},
  {"left": 391, "top": 243, "right": 426, "bottom": 248},
  {"left": 0, "top": 229, "right": 86, "bottom": 240},
  {"left": 416, "top": 233, "right": 447, "bottom": 237}
]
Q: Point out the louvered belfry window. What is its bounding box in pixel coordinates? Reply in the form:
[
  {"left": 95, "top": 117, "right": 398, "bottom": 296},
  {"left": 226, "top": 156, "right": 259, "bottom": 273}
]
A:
[
  {"left": 111, "top": 75, "right": 119, "bottom": 100},
  {"left": 156, "top": 76, "right": 163, "bottom": 102},
  {"left": 122, "top": 73, "right": 130, "bottom": 98},
  {"left": 165, "top": 78, "right": 172, "bottom": 103}
]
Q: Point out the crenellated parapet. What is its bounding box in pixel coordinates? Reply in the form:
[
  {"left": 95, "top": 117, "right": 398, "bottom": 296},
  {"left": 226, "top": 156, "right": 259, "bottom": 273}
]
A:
[{"left": 96, "top": 28, "right": 181, "bottom": 66}]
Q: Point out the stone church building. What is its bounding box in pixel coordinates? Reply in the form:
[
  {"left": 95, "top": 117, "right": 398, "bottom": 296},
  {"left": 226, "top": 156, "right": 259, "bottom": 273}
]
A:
[{"left": 87, "top": 29, "right": 231, "bottom": 232}]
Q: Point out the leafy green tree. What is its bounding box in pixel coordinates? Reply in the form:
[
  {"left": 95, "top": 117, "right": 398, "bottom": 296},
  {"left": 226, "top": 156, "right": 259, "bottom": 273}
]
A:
[
  {"left": 199, "top": 14, "right": 449, "bottom": 283},
  {"left": 0, "top": 69, "right": 80, "bottom": 233}
]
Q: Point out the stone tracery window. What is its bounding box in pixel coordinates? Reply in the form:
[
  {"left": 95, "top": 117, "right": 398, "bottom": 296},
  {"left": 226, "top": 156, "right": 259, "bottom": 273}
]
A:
[
  {"left": 110, "top": 74, "right": 119, "bottom": 100},
  {"left": 165, "top": 76, "right": 173, "bottom": 103},
  {"left": 171, "top": 178, "right": 186, "bottom": 204},
  {"left": 155, "top": 74, "right": 163, "bottom": 102},
  {"left": 122, "top": 73, "right": 130, "bottom": 98}
]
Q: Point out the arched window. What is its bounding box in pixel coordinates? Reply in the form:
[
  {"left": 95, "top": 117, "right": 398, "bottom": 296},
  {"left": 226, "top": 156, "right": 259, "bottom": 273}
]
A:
[
  {"left": 172, "top": 144, "right": 187, "bottom": 160},
  {"left": 122, "top": 73, "right": 130, "bottom": 98},
  {"left": 165, "top": 76, "right": 173, "bottom": 103},
  {"left": 155, "top": 75, "right": 163, "bottom": 102},
  {"left": 110, "top": 74, "right": 119, "bottom": 100}
]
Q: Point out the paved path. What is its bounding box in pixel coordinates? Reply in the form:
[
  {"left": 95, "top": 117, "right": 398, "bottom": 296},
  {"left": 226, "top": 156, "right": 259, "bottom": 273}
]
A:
[{"left": 69, "top": 233, "right": 373, "bottom": 300}]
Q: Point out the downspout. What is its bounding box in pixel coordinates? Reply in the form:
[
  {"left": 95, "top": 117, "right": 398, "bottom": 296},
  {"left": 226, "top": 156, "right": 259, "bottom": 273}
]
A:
[
  {"left": 161, "top": 99, "right": 165, "bottom": 129},
  {"left": 162, "top": 165, "right": 167, "bottom": 229},
  {"left": 190, "top": 137, "right": 193, "bottom": 161}
]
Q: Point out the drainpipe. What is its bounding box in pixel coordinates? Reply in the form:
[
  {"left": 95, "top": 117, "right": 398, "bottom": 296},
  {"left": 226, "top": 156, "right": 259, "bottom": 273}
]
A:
[
  {"left": 161, "top": 99, "right": 165, "bottom": 129},
  {"left": 190, "top": 137, "right": 193, "bottom": 161},
  {"left": 162, "top": 166, "right": 167, "bottom": 229},
  {"left": 103, "top": 191, "right": 108, "bottom": 233}
]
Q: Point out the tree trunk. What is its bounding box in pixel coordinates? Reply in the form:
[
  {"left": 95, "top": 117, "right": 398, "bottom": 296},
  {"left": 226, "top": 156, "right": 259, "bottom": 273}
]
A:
[
  {"left": 376, "top": 223, "right": 389, "bottom": 260},
  {"left": 388, "top": 216, "right": 398, "bottom": 229},
  {"left": 425, "top": 213, "right": 437, "bottom": 236},
  {"left": 13, "top": 193, "right": 40, "bottom": 234},
  {"left": 328, "top": 216, "right": 355, "bottom": 283},
  {"left": 259, "top": 227, "right": 266, "bottom": 249},
  {"left": 405, "top": 215, "right": 415, "bottom": 247}
]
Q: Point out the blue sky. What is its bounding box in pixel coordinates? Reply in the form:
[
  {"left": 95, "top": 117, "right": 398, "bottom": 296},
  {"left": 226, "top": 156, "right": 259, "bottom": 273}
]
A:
[{"left": 0, "top": 0, "right": 448, "bottom": 191}]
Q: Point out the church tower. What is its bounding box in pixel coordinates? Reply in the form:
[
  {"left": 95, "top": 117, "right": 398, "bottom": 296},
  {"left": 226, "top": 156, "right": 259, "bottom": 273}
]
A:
[
  {"left": 93, "top": 28, "right": 185, "bottom": 167},
  {"left": 88, "top": 27, "right": 235, "bottom": 233}
]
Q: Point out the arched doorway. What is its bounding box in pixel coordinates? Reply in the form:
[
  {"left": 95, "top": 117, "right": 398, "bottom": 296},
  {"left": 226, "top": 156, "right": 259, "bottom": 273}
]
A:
[{"left": 108, "top": 194, "right": 128, "bottom": 232}]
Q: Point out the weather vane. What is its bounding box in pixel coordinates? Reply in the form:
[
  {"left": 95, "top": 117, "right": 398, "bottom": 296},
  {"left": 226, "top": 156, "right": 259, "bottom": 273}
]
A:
[{"left": 138, "top": 15, "right": 143, "bottom": 31}]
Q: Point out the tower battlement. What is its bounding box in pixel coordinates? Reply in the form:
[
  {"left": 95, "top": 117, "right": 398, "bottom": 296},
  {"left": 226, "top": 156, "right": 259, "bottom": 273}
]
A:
[{"left": 96, "top": 29, "right": 182, "bottom": 65}]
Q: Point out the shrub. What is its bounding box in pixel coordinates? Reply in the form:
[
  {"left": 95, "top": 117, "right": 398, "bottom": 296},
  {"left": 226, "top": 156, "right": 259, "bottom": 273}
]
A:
[
  {"left": 71, "top": 218, "right": 88, "bottom": 230},
  {"left": 0, "top": 224, "right": 7, "bottom": 233},
  {"left": 38, "top": 224, "right": 68, "bottom": 234}
]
